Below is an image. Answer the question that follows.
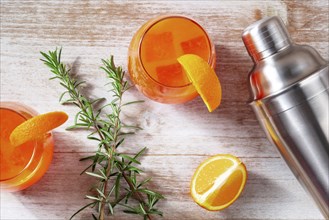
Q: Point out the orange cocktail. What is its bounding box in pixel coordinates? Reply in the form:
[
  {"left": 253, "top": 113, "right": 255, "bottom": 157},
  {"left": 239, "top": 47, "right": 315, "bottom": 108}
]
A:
[
  {"left": 0, "top": 102, "right": 54, "bottom": 191},
  {"left": 128, "top": 15, "right": 216, "bottom": 104}
]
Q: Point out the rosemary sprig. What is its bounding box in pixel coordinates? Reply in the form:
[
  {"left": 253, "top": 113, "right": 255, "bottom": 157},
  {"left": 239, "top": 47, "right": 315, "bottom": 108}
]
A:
[{"left": 40, "top": 48, "right": 164, "bottom": 220}]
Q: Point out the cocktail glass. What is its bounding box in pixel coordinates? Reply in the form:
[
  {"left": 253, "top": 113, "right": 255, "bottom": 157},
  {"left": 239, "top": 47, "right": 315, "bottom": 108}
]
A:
[
  {"left": 128, "top": 15, "right": 216, "bottom": 104},
  {"left": 0, "top": 102, "right": 54, "bottom": 191}
]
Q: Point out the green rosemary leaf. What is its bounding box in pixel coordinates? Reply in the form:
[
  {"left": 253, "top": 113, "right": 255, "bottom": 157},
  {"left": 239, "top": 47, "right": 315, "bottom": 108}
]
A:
[
  {"left": 66, "top": 124, "right": 90, "bottom": 130},
  {"left": 147, "top": 195, "right": 163, "bottom": 211},
  {"left": 139, "top": 203, "right": 147, "bottom": 215},
  {"left": 85, "top": 195, "right": 101, "bottom": 202},
  {"left": 137, "top": 177, "right": 152, "bottom": 188},
  {"left": 57, "top": 47, "right": 62, "bottom": 63},
  {"left": 79, "top": 162, "right": 97, "bottom": 175},
  {"left": 124, "top": 191, "right": 132, "bottom": 204},
  {"left": 137, "top": 189, "right": 164, "bottom": 199},
  {"left": 85, "top": 172, "right": 106, "bottom": 180},
  {"left": 118, "top": 154, "right": 141, "bottom": 165},
  {"left": 122, "top": 81, "right": 129, "bottom": 92},
  {"left": 91, "top": 159, "right": 98, "bottom": 172},
  {"left": 122, "top": 125, "right": 142, "bottom": 130},
  {"left": 129, "top": 147, "right": 147, "bottom": 165},
  {"left": 107, "top": 181, "right": 116, "bottom": 198},
  {"left": 100, "top": 129, "right": 114, "bottom": 141},
  {"left": 98, "top": 168, "right": 107, "bottom": 180},
  {"left": 95, "top": 151, "right": 110, "bottom": 158},
  {"left": 74, "top": 80, "right": 86, "bottom": 88},
  {"left": 87, "top": 136, "right": 101, "bottom": 142},
  {"left": 95, "top": 110, "right": 101, "bottom": 120},
  {"left": 114, "top": 173, "right": 121, "bottom": 200},
  {"left": 122, "top": 100, "right": 145, "bottom": 107},
  {"left": 123, "top": 210, "right": 139, "bottom": 214},
  {"left": 109, "top": 172, "right": 119, "bottom": 177},
  {"left": 40, "top": 52, "right": 51, "bottom": 61},
  {"left": 49, "top": 76, "right": 60, "bottom": 81},
  {"left": 78, "top": 116, "right": 91, "bottom": 124},
  {"left": 72, "top": 102, "right": 80, "bottom": 108},
  {"left": 120, "top": 204, "right": 139, "bottom": 214},
  {"left": 147, "top": 209, "right": 163, "bottom": 216},
  {"left": 125, "top": 166, "right": 144, "bottom": 174},
  {"left": 130, "top": 172, "right": 137, "bottom": 186},
  {"left": 79, "top": 155, "right": 95, "bottom": 161},
  {"left": 107, "top": 202, "right": 114, "bottom": 215},
  {"left": 59, "top": 82, "right": 70, "bottom": 90},
  {"left": 98, "top": 138, "right": 108, "bottom": 146},
  {"left": 96, "top": 188, "right": 106, "bottom": 200},
  {"left": 41, "top": 49, "right": 164, "bottom": 220},
  {"left": 60, "top": 99, "right": 76, "bottom": 105},
  {"left": 118, "top": 131, "right": 135, "bottom": 136},
  {"left": 97, "top": 103, "right": 112, "bottom": 113},
  {"left": 91, "top": 213, "right": 98, "bottom": 220},
  {"left": 99, "top": 66, "right": 111, "bottom": 76},
  {"left": 147, "top": 193, "right": 162, "bottom": 206},
  {"left": 115, "top": 138, "right": 125, "bottom": 149},
  {"left": 69, "top": 201, "right": 97, "bottom": 220},
  {"left": 58, "top": 90, "right": 67, "bottom": 101}
]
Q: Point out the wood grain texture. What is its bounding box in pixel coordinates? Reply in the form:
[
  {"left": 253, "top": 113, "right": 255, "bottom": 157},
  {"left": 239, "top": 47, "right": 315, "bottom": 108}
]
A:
[{"left": 0, "top": 0, "right": 328, "bottom": 219}]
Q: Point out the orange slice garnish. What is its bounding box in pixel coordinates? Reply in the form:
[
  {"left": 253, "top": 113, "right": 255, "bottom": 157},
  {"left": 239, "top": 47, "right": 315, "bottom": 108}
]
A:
[
  {"left": 190, "top": 154, "right": 247, "bottom": 211},
  {"left": 9, "top": 111, "right": 68, "bottom": 147},
  {"left": 177, "top": 54, "right": 221, "bottom": 112}
]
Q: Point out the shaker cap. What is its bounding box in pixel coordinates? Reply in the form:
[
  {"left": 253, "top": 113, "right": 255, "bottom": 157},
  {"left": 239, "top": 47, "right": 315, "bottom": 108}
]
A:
[
  {"left": 242, "top": 16, "right": 292, "bottom": 61},
  {"left": 242, "top": 16, "right": 328, "bottom": 102}
]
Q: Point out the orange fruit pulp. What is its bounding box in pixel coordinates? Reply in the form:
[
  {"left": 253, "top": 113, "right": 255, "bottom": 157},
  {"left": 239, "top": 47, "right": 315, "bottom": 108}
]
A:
[
  {"left": 190, "top": 154, "right": 247, "bottom": 211},
  {"left": 177, "top": 54, "right": 222, "bottom": 112},
  {"left": 128, "top": 15, "right": 216, "bottom": 104},
  {"left": 0, "top": 106, "right": 54, "bottom": 191}
]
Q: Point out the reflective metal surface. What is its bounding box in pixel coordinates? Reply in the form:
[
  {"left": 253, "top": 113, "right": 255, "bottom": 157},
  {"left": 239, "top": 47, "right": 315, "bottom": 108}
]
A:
[
  {"left": 242, "top": 16, "right": 329, "bottom": 218},
  {"left": 242, "top": 16, "right": 292, "bottom": 61}
]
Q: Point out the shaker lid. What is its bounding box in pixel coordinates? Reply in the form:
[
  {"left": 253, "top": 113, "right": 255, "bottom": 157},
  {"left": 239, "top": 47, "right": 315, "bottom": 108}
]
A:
[
  {"left": 242, "top": 16, "right": 328, "bottom": 102},
  {"left": 242, "top": 16, "right": 292, "bottom": 61}
]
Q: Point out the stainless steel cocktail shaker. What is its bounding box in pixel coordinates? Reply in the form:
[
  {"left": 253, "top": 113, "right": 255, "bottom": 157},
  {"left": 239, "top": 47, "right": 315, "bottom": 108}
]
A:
[{"left": 242, "top": 16, "right": 329, "bottom": 218}]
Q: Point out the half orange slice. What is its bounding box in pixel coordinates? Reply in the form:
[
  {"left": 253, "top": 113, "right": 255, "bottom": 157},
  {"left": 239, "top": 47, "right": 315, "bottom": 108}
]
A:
[{"left": 190, "top": 154, "right": 247, "bottom": 211}]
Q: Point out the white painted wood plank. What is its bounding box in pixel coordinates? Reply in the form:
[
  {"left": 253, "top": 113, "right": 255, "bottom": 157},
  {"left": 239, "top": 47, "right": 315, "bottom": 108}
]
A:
[{"left": 0, "top": 154, "right": 324, "bottom": 219}]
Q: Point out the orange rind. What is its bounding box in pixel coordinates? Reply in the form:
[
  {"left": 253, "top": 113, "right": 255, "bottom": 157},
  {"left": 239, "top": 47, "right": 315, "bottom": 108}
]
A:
[
  {"left": 177, "top": 54, "right": 221, "bottom": 112},
  {"left": 10, "top": 111, "right": 68, "bottom": 147}
]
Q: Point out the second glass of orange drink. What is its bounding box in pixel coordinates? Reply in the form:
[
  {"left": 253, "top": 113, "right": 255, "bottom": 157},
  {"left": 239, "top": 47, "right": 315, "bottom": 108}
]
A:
[
  {"left": 0, "top": 102, "right": 54, "bottom": 191},
  {"left": 128, "top": 15, "right": 216, "bottom": 104}
]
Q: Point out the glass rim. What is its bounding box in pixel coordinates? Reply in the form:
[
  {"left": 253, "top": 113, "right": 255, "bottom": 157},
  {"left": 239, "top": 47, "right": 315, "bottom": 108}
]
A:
[
  {"left": 0, "top": 101, "right": 39, "bottom": 181},
  {"left": 137, "top": 14, "right": 215, "bottom": 89}
]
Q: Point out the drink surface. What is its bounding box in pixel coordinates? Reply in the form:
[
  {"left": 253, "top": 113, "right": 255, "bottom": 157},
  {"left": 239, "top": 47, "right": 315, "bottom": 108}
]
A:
[
  {"left": 0, "top": 108, "right": 35, "bottom": 180},
  {"left": 140, "top": 17, "right": 212, "bottom": 87},
  {"left": 0, "top": 104, "right": 54, "bottom": 191},
  {"left": 128, "top": 15, "right": 215, "bottom": 104}
]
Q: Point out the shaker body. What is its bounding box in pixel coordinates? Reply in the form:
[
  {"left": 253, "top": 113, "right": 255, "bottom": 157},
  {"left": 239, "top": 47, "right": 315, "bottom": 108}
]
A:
[
  {"left": 251, "top": 67, "right": 329, "bottom": 217},
  {"left": 242, "top": 16, "right": 329, "bottom": 218}
]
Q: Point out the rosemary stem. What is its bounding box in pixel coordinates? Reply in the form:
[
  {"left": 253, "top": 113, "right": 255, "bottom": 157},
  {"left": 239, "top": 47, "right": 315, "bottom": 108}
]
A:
[
  {"left": 95, "top": 122, "right": 111, "bottom": 220},
  {"left": 121, "top": 172, "right": 153, "bottom": 220},
  {"left": 98, "top": 86, "right": 123, "bottom": 220},
  {"left": 41, "top": 49, "right": 163, "bottom": 219},
  {"left": 73, "top": 95, "right": 112, "bottom": 220},
  {"left": 94, "top": 92, "right": 152, "bottom": 220}
]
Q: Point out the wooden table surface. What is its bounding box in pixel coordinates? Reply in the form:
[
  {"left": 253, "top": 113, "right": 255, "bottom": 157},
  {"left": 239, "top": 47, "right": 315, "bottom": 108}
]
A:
[{"left": 1, "top": 0, "right": 328, "bottom": 219}]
